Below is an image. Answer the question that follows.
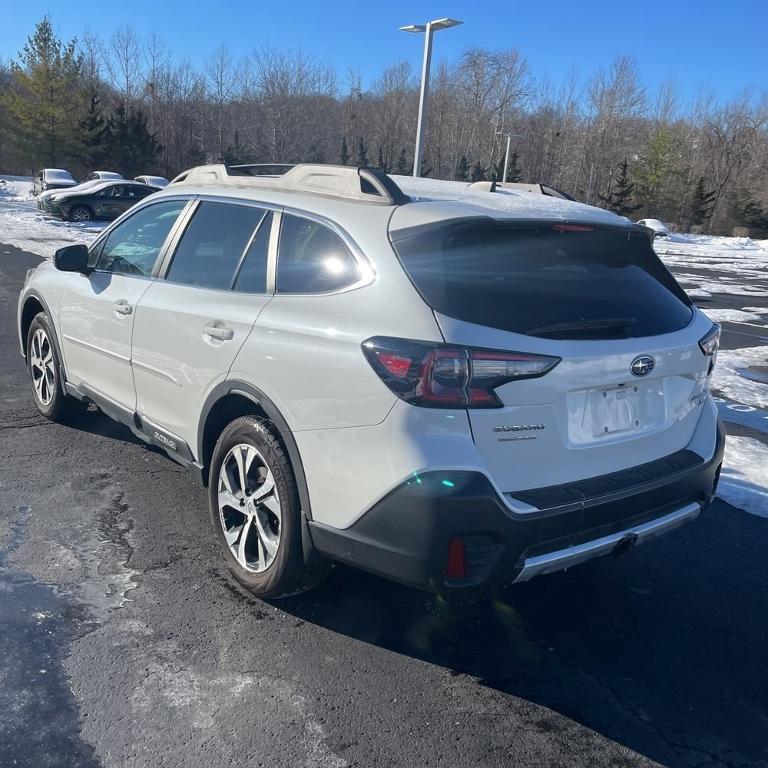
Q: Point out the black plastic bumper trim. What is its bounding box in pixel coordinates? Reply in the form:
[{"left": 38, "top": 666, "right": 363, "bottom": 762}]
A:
[{"left": 309, "top": 421, "right": 725, "bottom": 593}]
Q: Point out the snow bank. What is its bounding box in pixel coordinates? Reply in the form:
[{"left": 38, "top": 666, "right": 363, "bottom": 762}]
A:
[
  {"left": 712, "top": 346, "right": 768, "bottom": 410},
  {"left": 719, "top": 435, "right": 768, "bottom": 518},
  {"left": 702, "top": 308, "right": 768, "bottom": 324},
  {"left": 0, "top": 175, "right": 105, "bottom": 259},
  {"left": 0, "top": 176, "right": 35, "bottom": 202}
]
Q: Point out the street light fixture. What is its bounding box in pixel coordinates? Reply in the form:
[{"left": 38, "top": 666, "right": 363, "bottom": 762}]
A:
[{"left": 400, "top": 17, "right": 463, "bottom": 178}]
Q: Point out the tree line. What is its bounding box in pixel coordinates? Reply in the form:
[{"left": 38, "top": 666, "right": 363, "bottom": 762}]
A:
[{"left": 1, "top": 18, "right": 767, "bottom": 236}]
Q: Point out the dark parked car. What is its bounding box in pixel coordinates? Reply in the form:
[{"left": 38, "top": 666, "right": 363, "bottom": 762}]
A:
[
  {"left": 49, "top": 180, "right": 159, "bottom": 222},
  {"left": 32, "top": 168, "right": 78, "bottom": 195}
]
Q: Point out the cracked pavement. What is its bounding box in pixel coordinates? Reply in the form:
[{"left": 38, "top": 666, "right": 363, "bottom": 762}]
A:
[{"left": 1, "top": 244, "right": 767, "bottom": 768}]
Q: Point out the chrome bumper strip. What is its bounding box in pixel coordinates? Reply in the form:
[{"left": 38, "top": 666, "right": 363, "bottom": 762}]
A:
[{"left": 513, "top": 502, "right": 701, "bottom": 583}]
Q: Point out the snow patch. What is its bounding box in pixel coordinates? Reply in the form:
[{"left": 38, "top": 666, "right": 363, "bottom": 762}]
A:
[
  {"left": 713, "top": 347, "right": 768, "bottom": 410},
  {"left": 703, "top": 308, "right": 767, "bottom": 324},
  {"left": 719, "top": 435, "right": 768, "bottom": 518},
  {"left": 393, "top": 175, "right": 627, "bottom": 225}
]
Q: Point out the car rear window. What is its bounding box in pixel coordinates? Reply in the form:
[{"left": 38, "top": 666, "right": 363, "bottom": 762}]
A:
[
  {"left": 391, "top": 220, "right": 693, "bottom": 339},
  {"left": 47, "top": 170, "right": 74, "bottom": 181}
]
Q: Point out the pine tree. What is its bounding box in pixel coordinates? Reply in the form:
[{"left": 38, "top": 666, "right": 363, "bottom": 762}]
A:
[
  {"left": 470, "top": 161, "right": 486, "bottom": 182},
  {"left": 339, "top": 137, "right": 351, "bottom": 165},
  {"left": 599, "top": 159, "right": 641, "bottom": 217},
  {"left": 456, "top": 155, "right": 470, "bottom": 181},
  {"left": 505, "top": 151, "right": 523, "bottom": 183},
  {"left": 79, "top": 88, "right": 108, "bottom": 169},
  {"left": 729, "top": 188, "right": 768, "bottom": 238},
  {"left": 356, "top": 137, "right": 369, "bottom": 167},
  {"left": 222, "top": 130, "right": 245, "bottom": 165},
  {"left": 689, "top": 176, "right": 716, "bottom": 226},
  {"left": 395, "top": 148, "right": 410, "bottom": 175},
  {"left": 105, "top": 102, "right": 161, "bottom": 178},
  {"left": 635, "top": 129, "right": 676, "bottom": 214},
  {"left": 377, "top": 145, "right": 388, "bottom": 172},
  {"left": 6, "top": 17, "right": 84, "bottom": 166}
]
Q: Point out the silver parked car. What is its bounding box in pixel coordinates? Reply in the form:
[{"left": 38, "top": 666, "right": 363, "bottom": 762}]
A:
[
  {"left": 32, "top": 168, "right": 78, "bottom": 195},
  {"left": 134, "top": 175, "right": 169, "bottom": 188},
  {"left": 17, "top": 164, "right": 724, "bottom": 599}
]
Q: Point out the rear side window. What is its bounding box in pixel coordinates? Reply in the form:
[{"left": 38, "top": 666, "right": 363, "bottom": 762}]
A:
[
  {"left": 392, "top": 221, "right": 693, "bottom": 339},
  {"left": 277, "top": 214, "right": 360, "bottom": 293},
  {"left": 166, "top": 201, "right": 265, "bottom": 290}
]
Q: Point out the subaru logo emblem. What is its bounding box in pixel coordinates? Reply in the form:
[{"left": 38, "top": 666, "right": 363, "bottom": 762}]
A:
[{"left": 630, "top": 355, "right": 655, "bottom": 377}]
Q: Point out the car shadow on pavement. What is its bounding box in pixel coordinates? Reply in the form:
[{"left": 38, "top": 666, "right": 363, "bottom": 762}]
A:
[
  {"left": 61, "top": 404, "right": 161, "bottom": 455},
  {"left": 276, "top": 501, "right": 768, "bottom": 768}
]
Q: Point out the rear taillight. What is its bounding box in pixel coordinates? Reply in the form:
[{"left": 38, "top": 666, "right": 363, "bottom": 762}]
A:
[
  {"left": 698, "top": 324, "right": 721, "bottom": 356},
  {"left": 362, "top": 336, "right": 560, "bottom": 409},
  {"left": 699, "top": 323, "right": 720, "bottom": 376}
]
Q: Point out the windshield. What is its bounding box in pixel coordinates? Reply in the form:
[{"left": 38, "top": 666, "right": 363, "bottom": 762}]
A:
[
  {"left": 391, "top": 220, "right": 693, "bottom": 340},
  {"left": 47, "top": 170, "right": 75, "bottom": 181}
]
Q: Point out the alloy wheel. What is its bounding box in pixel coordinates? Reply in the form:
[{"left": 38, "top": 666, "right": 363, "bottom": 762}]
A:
[
  {"left": 217, "top": 444, "right": 282, "bottom": 573},
  {"left": 29, "top": 328, "right": 55, "bottom": 406}
]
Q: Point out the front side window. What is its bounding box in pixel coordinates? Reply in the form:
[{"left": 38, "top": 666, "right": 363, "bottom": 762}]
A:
[
  {"left": 165, "top": 201, "right": 266, "bottom": 290},
  {"left": 276, "top": 214, "right": 360, "bottom": 294},
  {"left": 96, "top": 200, "right": 187, "bottom": 276}
]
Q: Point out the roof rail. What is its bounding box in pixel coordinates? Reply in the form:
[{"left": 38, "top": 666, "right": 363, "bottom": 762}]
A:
[
  {"left": 468, "top": 180, "right": 498, "bottom": 193},
  {"left": 227, "top": 163, "right": 295, "bottom": 176},
  {"left": 169, "top": 163, "right": 410, "bottom": 205}
]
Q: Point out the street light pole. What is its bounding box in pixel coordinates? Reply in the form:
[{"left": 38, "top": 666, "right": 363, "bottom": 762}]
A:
[
  {"left": 412, "top": 23, "right": 434, "bottom": 179},
  {"left": 502, "top": 134, "right": 511, "bottom": 183},
  {"left": 400, "top": 17, "right": 463, "bottom": 178}
]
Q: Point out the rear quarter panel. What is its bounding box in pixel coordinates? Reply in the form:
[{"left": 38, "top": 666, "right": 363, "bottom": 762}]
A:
[{"left": 228, "top": 206, "right": 443, "bottom": 431}]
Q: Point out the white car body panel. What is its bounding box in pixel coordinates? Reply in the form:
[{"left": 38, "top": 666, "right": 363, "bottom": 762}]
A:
[
  {"left": 435, "top": 310, "right": 714, "bottom": 492},
  {"left": 131, "top": 280, "right": 272, "bottom": 449},
  {"left": 57, "top": 271, "right": 153, "bottom": 410}
]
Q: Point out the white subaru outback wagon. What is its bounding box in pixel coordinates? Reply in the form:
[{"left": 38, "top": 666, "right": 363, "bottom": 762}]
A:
[{"left": 17, "top": 164, "right": 725, "bottom": 598}]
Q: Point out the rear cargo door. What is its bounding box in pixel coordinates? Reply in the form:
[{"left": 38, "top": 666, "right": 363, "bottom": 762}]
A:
[{"left": 390, "top": 218, "right": 715, "bottom": 493}]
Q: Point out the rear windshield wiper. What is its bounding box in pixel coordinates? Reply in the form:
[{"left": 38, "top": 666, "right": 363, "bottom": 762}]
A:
[{"left": 526, "top": 317, "right": 637, "bottom": 339}]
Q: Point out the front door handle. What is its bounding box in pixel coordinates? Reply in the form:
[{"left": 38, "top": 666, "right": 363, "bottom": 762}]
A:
[
  {"left": 113, "top": 300, "right": 132, "bottom": 316},
  {"left": 203, "top": 322, "right": 234, "bottom": 341}
]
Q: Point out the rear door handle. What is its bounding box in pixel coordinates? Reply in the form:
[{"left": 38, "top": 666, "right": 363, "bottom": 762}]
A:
[
  {"left": 203, "top": 322, "right": 234, "bottom": 341},
  {"left": 112, "top": 300, "right": 132, "bottom": 316}
]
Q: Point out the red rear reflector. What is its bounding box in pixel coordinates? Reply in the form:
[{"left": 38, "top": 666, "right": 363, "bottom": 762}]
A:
[
  {"left": 552, "top": 223, "right": 594, "bottom": 232},
  {"left": 376, "top": 352, "right": 412, "bottom": 378},
  {"left": 446, "top": 537, "right": 467, "bottom": 579}
]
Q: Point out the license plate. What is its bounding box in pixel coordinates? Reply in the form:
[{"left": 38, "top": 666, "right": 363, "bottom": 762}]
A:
[{"left": 590, "top": 385, "right": 639, "bottom": 436}]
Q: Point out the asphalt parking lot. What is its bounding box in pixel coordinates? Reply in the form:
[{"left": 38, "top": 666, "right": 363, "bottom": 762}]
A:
[{"left": 1, "top": 244, "right": 767, "bottom": 768}]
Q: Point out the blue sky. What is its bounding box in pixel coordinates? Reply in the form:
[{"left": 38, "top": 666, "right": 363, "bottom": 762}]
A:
[{"left": 1, "top": 0, "right": 765, "bottom": 102}]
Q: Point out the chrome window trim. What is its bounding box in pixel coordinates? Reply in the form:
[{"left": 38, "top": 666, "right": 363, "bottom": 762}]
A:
[
  {"left": 151, "top": 192, "right": 376, "bottom": 297},
  {"left": 230, "top": 209, "right": 270, "bottom": 291}
]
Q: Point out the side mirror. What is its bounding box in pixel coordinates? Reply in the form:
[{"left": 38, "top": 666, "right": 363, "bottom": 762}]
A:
[{"left": 54, "top": 244, "right": 90, "bottom": 273}]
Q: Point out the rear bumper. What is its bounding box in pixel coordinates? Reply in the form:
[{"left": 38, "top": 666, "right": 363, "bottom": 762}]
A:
[{"left": 309, "top": 419, "right": 725, "bottom": 593}]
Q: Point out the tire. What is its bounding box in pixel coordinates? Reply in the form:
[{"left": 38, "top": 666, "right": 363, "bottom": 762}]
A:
[
  {"left": 208, "top": 416, "right": 328, "bottom": 599},
  {"left": 69, "top": 205, "right": 92, "bottom": 222},
  {"left": 26, "top": 313, "right": 71, "bottom": 421}
]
